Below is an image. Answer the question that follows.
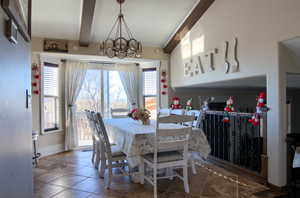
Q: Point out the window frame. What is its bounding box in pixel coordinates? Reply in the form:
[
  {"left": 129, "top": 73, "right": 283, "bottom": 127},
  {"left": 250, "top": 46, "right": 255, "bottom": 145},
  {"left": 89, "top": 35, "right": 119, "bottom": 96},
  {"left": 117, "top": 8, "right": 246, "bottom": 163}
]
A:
[
  {"left": 40, "top": 61, "right": 63, "bottom": 134},
  {"left": 43, "top": 95, "right": 60, "bottom": 132},
  {"left": 142, "top": 68, "right": 158, "bottom": 112}
]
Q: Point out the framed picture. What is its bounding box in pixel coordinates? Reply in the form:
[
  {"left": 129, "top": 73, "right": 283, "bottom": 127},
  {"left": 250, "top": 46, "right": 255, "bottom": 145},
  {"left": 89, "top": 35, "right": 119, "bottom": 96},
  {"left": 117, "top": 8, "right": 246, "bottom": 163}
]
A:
[
  {"left": 44, "top": 39, "right": 69, "bottom": 53},
  {"left": 1, "top": 0, "right": 31, "bottom": 42}
]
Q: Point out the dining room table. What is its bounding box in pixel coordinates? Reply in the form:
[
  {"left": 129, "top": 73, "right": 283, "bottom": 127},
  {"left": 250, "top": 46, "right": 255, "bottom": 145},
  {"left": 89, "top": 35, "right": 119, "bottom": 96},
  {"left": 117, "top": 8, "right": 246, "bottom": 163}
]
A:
[{"left": 103, "top": 117, "right": 211, "bottom": 170}]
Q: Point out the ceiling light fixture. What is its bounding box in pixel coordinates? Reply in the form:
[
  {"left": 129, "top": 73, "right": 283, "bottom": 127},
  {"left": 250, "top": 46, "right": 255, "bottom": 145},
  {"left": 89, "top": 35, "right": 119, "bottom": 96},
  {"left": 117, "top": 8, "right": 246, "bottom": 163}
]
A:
[{"left": 101, "top": 0, "right": 142, "bottom": 59}]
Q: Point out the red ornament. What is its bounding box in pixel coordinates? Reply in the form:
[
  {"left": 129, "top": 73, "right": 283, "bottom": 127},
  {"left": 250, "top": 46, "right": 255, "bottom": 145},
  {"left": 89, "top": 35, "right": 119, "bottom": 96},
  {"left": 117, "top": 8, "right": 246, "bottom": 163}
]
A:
[
  {"left": 34, "top": 75, "right": 40, "bottom": 79},
  {"left": 161, "top": 91, "right": 166, "bottom": 95},
  {"left": 32, "top": 82, "right": 37, "bottom": 87},
  {"left": 161, "top": 79, "right": 166, "bottom": 83},
  {"left": 163, "top": 84, "right": 168, "bottom": 89},
  {"left": 33, "top": 90, "right": 39, "bottom": 95},
  {"left": 32, "top": 66, "right": 39, "bottom": 71}
]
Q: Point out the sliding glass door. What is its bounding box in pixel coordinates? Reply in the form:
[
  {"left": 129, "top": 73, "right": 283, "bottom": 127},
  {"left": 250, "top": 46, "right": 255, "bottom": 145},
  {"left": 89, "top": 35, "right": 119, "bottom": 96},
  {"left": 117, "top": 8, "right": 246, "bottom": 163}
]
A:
[{"left": 76, "top": 69, "right": 128, "bottom": 147}]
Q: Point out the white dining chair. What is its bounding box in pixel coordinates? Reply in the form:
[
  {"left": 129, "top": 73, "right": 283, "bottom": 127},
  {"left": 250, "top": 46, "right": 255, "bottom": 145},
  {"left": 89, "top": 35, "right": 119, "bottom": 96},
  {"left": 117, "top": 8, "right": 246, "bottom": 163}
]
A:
[
  {"left": 184, "top": 110, "right": 200, "bottom": 175},
  {"left": 170, "top": 108, "right": 185, "bottom": 116},
  {"left": 159, "top": 108, "right": 170, "bottom": 116},
  {"left": 85, "top": 110, "right": 100, "bottom": 168},
  {"left": 186, "top": 110, "right": 201, "bottom": 128},
  {"left": 110, "top": 108, "right": 129, "bottom": 118},
  {"left": 139, "top": 114, "right": 195, "bottom": 198},
  {"left": 92, "top": 112, "right": 129, "bottom": 189}
]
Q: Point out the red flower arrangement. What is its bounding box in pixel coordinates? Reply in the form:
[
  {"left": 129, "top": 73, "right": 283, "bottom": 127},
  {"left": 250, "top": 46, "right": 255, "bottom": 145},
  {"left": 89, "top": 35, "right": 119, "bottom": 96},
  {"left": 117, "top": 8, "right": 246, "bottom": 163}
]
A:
[{"left": 128, "top": 108, "right": 151, "bottom": 125}]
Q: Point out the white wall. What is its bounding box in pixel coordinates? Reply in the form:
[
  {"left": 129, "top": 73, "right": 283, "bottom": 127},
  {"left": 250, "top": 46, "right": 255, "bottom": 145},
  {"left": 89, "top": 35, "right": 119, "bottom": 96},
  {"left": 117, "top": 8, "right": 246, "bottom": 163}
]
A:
[
  {"left": 170, "top": 0, "right": 300, "bottom": 187},
  {"left": 31, "top": 53, "right": 65, "bottom": 156}
]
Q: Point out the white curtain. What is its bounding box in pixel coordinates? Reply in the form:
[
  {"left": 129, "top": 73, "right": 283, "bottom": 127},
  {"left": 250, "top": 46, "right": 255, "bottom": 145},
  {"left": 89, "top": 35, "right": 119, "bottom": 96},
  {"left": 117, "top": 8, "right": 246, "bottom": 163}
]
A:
[
  {"left": 65, "top": 61, "right": 88, "bottom": 150},
  {"left": 118, "top": 66, "right": 139, "bottom": 110}
]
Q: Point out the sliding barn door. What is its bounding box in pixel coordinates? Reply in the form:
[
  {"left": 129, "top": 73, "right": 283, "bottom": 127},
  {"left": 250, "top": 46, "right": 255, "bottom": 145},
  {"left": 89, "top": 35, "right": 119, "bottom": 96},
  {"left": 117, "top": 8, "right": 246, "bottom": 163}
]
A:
[{"left": 0, "top": 9, "right": 33, "bottom": 198}]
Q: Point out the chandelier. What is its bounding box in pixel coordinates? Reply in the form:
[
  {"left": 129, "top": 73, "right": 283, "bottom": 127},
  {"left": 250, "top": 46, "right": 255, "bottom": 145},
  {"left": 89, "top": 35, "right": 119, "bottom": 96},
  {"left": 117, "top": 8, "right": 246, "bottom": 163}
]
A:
[{"left": 101, "top": 0, "right": 142, "bottom": 59}]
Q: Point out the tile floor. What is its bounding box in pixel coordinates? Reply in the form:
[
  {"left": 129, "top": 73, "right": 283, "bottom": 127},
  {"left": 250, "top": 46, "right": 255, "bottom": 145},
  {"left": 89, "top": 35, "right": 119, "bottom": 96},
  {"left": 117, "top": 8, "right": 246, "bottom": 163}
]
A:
[{"left": 33, "top": 151, "right": 281, "bottom": 198}]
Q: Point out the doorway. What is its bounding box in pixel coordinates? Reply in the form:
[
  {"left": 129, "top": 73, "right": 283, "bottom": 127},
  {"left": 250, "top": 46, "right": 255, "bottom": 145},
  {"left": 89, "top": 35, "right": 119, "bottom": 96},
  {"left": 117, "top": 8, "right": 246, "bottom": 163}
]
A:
[{"left": 76, "top": 69, "right": 129, "bottom": 147}]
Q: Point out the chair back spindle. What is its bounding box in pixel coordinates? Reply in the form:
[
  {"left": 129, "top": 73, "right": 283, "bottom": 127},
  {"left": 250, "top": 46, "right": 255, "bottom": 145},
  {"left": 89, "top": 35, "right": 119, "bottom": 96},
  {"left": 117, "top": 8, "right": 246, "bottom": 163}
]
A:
[{"left": 111, "top": 108, "right": 129, "bottom": 118}]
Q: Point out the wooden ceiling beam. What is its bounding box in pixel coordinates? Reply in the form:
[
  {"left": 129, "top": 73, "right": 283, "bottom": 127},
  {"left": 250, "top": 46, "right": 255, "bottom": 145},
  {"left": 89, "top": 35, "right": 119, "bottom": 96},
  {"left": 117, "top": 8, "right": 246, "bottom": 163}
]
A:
[
  {"left": 163, "top": 0, "right": 215, "bottom": 54},
  {"left": 79, "top": 0, "right": 96, "bottom": 46}
]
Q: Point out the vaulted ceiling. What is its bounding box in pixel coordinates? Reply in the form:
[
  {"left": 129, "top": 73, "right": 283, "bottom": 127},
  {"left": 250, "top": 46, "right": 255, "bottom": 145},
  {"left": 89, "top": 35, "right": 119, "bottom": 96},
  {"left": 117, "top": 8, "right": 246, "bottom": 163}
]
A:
[{"left": 32, "top": 0, "right": 199, "bottom": 47}]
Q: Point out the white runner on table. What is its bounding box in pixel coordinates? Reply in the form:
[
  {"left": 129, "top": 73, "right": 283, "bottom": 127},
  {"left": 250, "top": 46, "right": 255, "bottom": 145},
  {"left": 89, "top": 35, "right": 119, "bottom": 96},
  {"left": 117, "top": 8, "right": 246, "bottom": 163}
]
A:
[{"left": 104, "top": 118, "right": 211, "bottom": 167}]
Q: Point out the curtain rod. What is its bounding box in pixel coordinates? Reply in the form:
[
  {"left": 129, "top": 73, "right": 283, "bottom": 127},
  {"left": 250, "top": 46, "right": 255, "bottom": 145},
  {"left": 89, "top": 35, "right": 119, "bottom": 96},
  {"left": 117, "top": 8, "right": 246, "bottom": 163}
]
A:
[{"left": 61, "top": 59, "right": 140, "bottom": 66}]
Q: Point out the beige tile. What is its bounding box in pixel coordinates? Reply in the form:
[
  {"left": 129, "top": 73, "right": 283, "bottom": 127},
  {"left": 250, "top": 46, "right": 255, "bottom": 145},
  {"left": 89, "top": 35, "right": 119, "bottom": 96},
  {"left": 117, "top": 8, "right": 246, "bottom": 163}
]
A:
[
  {"left": 68, "top": 167, "right": 100, "bottom": 178},
  {"left": 37, "top": 170, "right": 69, "bottom": 183},
  {"left": 33, "top": 168, "right": 49, "bottom": 177},
  {"left": 87, "top": 193, "right": 125, "bottom": 198},
  {"left": 52, "top": 189, "right": 91, "bottom": 198},
  {"left": 71, "top": 178, "right": 106, "bottom": 194},
  {"left": 34, "top": 184, "right": 65, "bottom": 198},
  {"left": 49, "top": 175, "right": 88, "bottom": 187},
  {"left": 33, "top": 151, "right": 275, "bottom": 198}
]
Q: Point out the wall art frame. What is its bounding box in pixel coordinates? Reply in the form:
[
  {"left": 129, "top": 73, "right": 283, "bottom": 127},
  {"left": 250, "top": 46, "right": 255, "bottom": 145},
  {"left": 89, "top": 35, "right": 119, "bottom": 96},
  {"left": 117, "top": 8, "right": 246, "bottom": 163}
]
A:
[{"left": 1, "top": 0, "right": 31, "bottom": 42}]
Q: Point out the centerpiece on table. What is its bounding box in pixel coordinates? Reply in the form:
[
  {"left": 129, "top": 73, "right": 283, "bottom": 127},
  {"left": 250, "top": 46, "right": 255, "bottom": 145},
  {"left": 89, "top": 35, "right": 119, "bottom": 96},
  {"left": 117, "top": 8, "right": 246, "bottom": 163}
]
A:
[{"left": 128, "top": 108, "right": 151, "bottom": 125}]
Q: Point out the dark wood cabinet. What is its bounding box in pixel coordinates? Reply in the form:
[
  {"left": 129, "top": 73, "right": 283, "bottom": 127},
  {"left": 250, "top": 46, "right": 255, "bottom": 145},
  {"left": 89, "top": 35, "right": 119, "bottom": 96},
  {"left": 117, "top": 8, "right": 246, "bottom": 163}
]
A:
[{"left": 286, "top": 133, "right": 300, "bottom": 197}]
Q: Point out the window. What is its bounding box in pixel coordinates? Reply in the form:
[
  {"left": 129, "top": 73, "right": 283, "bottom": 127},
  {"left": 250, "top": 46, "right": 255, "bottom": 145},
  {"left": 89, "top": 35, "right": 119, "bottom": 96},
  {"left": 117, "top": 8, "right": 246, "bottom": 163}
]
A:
[
  {"left": 143, "top": 68, "right": 157, "bottom": 117},
  {"left": 108, "top": 71, "right": 128, "bottom": 111},
  {"left": 43, "top": 62, "right": 60, "bottom": 132}
]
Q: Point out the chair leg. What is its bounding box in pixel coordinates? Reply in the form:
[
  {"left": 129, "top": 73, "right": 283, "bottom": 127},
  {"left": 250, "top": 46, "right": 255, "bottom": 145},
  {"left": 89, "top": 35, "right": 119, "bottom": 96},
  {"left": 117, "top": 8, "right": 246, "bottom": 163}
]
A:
[
  {"left": 91, "top": 137, "right": 95, "bottom": 163},
  {"left": 95, "top": 141, "right": 100, "bottom": 169},
  {"left": 153, "top": 167, "right": 157, "bottom": 198},
  {"left": 183, "top": 164, "right": 190, "bottom": 193},
  {"left": 139, "top": 159, "right": 144, "bottom": 184},
  {"left": 106, "top": 160, "right": 113, "bottom": 189},
  {"left": 191, "top": 159, "right": 197, "bottom": 175},
  {"left": 99, "top": 142, "right": 106, "bottom": 178}
]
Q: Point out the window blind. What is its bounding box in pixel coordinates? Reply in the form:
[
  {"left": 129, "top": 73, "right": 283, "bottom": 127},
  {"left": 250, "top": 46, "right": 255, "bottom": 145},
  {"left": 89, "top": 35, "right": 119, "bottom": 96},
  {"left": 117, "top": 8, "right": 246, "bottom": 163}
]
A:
[
  {"left": 143, "top": 70, "right": 157, "bottom": 96},
  {"left": 44, "top": 64, "right": 59, "bottom": 96}
]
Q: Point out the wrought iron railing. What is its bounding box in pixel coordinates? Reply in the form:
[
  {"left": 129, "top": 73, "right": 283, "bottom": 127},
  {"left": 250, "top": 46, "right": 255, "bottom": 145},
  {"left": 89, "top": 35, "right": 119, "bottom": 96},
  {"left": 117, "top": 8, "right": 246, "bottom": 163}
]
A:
[{"left": 201, "top": 111, "right": 267, "bottom": 175}]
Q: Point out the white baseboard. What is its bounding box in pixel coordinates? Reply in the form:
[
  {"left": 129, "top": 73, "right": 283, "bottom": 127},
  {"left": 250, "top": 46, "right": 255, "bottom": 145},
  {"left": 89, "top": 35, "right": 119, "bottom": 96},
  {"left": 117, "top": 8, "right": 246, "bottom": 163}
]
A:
[{"left": 38, "top": 144, "right": 65, "bottom": 157}]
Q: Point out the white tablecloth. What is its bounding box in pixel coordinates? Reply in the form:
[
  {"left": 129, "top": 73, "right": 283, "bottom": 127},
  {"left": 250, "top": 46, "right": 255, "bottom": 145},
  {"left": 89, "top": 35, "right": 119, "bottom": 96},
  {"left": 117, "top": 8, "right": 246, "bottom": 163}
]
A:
[{"left": 104, "top": 118, "right": 211, "bottom": 167}]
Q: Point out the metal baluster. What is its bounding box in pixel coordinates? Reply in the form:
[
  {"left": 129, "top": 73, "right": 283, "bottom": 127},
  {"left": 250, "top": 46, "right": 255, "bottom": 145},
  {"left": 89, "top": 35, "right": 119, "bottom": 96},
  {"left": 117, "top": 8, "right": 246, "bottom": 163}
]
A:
[
  {"left": 221, "top": 114, "right": 225, "bottom": 160},
  {"left": 214, "top": 114, "right": 218, "bottom": 158},
  {"left": 245, "top": 115, "right": 249, "bottom": 169}
]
